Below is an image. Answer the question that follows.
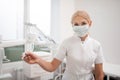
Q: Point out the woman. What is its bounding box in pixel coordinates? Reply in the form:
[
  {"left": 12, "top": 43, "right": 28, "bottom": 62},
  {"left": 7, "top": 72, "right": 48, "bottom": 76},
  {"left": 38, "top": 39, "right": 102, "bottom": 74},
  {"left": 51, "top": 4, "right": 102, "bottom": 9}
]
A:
[{"left": 23, "top": 10, "right": 104, "bottom": 80}]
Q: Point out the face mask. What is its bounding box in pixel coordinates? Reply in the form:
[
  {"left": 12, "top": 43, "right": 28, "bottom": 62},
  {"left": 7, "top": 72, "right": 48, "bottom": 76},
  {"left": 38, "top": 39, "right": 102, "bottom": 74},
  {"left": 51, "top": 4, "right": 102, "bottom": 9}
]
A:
[{"left": 73, "top": 25, "right": 90, "bottom": 37}]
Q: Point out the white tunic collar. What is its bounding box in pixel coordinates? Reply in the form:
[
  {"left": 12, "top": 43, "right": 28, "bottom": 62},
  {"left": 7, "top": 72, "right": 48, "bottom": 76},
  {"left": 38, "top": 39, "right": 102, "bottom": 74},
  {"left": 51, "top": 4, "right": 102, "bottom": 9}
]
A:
[{"left": 73, "top": 33, "right": 90, "bottom": 44}]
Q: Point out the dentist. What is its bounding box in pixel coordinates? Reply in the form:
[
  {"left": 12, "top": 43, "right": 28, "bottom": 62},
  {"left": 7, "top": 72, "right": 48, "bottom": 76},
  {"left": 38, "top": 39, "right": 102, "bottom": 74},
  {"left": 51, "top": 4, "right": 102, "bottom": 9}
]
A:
[{"left": 23, "top": 10, "right": 104, "bottom": 80}]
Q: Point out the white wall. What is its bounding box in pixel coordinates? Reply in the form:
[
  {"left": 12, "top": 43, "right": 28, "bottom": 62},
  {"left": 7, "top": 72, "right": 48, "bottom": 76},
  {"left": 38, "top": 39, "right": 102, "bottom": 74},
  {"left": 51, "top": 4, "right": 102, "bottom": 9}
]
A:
[
  {"left": 75, "top": 0, "right": 120, "bottom": 64},
  {"left": 59, "top": 0, "right": 75, "bottom": 42},
  {"left": 51, "top": 0, "right": 61, "bottom": 43},
  {"left": 51, "top": 0, "right": 75, "bottom": 43}
]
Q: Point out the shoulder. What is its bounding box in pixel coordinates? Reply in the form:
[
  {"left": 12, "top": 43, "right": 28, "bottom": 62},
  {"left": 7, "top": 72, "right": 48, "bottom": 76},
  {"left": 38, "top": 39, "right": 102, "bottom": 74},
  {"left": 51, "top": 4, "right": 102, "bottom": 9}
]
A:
[
  {"left": 89, "top": 37, "right": 101, "bottom": 46},
  {"left": 89, "top": 37, "right": 103, "bottom": 54}
]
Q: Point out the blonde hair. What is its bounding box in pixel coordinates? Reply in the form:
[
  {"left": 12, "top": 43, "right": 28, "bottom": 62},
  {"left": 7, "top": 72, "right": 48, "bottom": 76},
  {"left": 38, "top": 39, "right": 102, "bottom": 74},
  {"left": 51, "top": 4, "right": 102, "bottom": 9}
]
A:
[{"left": 71, "top": 10, "right": 91, "bottom": 24}]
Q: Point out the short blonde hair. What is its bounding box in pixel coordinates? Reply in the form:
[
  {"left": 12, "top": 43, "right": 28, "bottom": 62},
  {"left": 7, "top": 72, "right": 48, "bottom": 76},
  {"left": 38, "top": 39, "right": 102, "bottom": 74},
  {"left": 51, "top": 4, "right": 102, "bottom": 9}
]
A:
[{"left": 71, "top": 10, "right": 91, "bottom": 24}]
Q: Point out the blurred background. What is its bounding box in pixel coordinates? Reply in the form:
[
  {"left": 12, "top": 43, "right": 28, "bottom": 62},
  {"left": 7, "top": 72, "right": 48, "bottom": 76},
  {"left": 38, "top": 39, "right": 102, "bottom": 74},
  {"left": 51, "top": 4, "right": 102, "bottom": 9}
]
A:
[{"left": 0, "top": 0, "right": 120, "bottom": 80}]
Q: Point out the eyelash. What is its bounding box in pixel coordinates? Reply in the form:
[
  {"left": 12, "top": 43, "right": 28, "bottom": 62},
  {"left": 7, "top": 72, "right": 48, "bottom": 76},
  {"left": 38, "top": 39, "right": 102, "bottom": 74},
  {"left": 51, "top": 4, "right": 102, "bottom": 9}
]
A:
[
  {"left": 81, "top": 22, "right": 87, "bottom": 25},
  {"left": 74, "top": 22, "right": 87, "bottom": 26},
  {"left": 74, "top": 23, "right": 79, "bottom": 26}
]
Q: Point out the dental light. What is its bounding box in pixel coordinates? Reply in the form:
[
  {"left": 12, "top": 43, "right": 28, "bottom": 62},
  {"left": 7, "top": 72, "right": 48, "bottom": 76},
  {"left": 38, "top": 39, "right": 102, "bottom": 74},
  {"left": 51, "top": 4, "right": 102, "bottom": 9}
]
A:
[
  {"left": 24, "top": 23, "right": 56, "bottom": 52},
  {"left": 25, "top": 23, "right": 56, "bottom": 44}
]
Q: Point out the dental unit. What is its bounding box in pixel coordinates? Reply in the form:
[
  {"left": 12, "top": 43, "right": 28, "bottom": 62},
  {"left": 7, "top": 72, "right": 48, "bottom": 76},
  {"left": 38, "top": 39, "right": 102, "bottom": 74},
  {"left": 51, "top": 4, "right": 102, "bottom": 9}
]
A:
[{"left": 0, "top": 48, "right": 12, "bottom": 80}]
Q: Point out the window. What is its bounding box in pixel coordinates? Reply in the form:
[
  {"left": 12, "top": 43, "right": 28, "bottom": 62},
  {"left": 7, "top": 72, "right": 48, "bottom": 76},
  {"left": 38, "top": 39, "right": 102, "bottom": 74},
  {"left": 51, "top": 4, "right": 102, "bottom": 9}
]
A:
[
  {"left": 29, "top": 0, "right": 51, "bottom": 36},
  {"left": 0, "top": 0, "right": 24, "bottom": 40},
  {"left": 0, "top": 0, "right": 51, "bottom": 41}
]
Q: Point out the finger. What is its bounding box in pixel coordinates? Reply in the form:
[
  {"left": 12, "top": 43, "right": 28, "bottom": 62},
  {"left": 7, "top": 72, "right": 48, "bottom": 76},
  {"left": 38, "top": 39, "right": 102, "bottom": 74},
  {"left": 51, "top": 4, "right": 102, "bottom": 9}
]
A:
[
  {"left": 25, "top": 52, "right": 37, "bottom": 59},
  {"left": 24, "top": 56, "right": 29, "bottom": 62},
  {"left": 24, "top": 56, "right": 30, "bottom": 63},
  {"left": 24, "top": 56, "right": 35, "bottom": 64},
  {"left": 25, "top": 51, "right": 33, "bottom": 55},
  {"left": 25, "top": 52, "right": 33, "bottom": 57},
  {"left": 28, "top": 55, "right": 32, "bottom": 61}
]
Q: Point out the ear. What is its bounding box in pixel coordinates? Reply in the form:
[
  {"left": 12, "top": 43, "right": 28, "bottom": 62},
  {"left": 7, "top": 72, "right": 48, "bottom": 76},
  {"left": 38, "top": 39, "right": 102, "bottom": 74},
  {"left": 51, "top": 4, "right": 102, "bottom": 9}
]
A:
[{"left": 89, "top": 20, "right": 92, "bottom": 27}]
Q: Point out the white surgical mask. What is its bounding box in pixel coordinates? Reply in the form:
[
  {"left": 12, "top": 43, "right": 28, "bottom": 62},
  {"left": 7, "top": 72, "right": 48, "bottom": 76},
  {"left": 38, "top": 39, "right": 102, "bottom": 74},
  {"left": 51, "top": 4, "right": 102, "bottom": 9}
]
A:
[{"left": 73, "top": 25, "right": 90, "bottom": 37}]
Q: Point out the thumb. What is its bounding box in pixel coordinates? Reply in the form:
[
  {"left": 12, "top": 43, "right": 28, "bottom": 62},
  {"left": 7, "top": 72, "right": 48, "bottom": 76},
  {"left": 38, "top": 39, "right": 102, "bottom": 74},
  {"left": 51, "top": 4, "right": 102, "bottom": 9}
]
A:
[{"left": 25, "top": 52, "right": 38, "bottom": 59}]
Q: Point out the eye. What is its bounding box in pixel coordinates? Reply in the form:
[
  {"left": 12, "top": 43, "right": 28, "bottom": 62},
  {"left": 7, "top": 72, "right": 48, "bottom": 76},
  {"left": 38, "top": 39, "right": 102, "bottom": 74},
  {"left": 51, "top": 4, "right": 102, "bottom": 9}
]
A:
[
  {"left": 74, "top": 23, "right": 79, "bottom": 26},
  {"left": 81, "top": 22, "right": 87, "bottom": 26}
]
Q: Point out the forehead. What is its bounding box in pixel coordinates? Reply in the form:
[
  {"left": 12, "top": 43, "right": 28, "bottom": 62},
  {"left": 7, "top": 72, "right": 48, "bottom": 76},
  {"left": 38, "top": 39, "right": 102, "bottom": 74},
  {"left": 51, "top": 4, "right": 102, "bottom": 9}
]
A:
[{"left": 72, "top": 16, "right": 87, "bottom": 23}]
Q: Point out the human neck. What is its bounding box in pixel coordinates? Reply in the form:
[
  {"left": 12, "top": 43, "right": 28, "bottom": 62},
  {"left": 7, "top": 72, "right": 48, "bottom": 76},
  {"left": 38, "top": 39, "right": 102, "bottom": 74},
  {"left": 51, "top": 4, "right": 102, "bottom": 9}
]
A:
[{"left": 80, "top": 34, "right": 88, "bottom": 41}]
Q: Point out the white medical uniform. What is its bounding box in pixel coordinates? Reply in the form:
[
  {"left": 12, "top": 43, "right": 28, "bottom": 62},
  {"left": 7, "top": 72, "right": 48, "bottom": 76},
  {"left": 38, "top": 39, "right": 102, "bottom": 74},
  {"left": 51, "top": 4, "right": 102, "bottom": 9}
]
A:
[{"left": 55, "top": 34, "right": 104, "bottom": 80}]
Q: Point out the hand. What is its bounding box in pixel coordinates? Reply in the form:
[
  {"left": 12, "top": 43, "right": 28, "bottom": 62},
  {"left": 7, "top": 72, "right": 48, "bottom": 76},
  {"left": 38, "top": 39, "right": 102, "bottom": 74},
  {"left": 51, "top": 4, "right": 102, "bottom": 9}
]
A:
[{"left": 23, "top": 52, "right": 40, "bottom": 64}]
